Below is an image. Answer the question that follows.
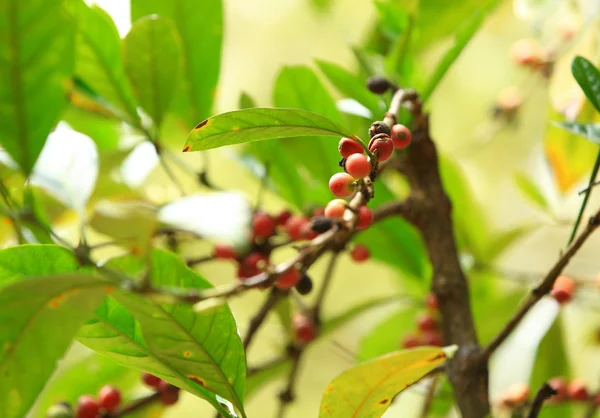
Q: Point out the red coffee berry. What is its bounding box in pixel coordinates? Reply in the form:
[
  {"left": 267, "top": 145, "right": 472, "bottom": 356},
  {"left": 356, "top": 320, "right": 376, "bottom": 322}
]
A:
[
  {"left": 158, "top": 381, "right": 180, "bottom": 406},
  {"left": 391, "top": 124, "right": 412, "bottom": 149},
  {"left": 212, "top": 243, "right": 238, "bottom": 260},
  {"left": 567, "top": 379, "right": 589, "bottom": 401},
  {"left": 98, "top": 385, "right": 121, "bottom": 413},
  {"left": 550, "top": 275, "right": 576, "bottom": 304},
  {"left": 594, "top": 392, "right": 600, "bottom": 406},
  {"left": 422, "top": 330, "right": 443, "bottom": 347},
  {"left": 416, "top": 312, "right": 438, "bottom": 332},
  {"left": 338, "top": 137, "right": 364, "bottom": 158},
  {"left": 548, "top": 376, "right": 568, "bottom": 401},
  {"left": 275, "top": 210, "right": 292, "bottom": 226},
  {"left": 402, "top": 333, "right": 422, "bottom": 349},
  {"left": 301, "top": 223, "right": 319, "bottom": 240},
  {"left": 324, "top": 199, "right": 347, "bottom": 219},
  {"left": 368, "top": 135, "right": 394, "bottom": 162},
  {"left": 238, "top": 252, "right": 269, "bottom": 279},
  {"left": 329, "top": 172, "right": 355, "bottom": 197},
  {"left": 351, "top": 245, "right": 370, "bottom": 262},
  {"left": 276, "top": 268, "right": 302, "bottom": 289},
  {"left": 292, "top": 313, "right": 317, "bottom": 344},
  {"left": 76, "top": 395, "right": 99, "bottom": 418},
  {"left": 142, "top": 373, "right": 162, "bottom": 388},
  {"left": 425, "top": 293, "right": 439, "bottom": 310},
  {"left": 253, "top": 212, "right": 276, "bottom": 239},
  {"left": 356, "top": 206, "right": 373, "bottom": 230},
  {"left": 285, "top": 215, "right": 310, "bottom": 241},
  {"left": 312, "top": 207, "right": 325, "bottom": 217},
  {"left": 345, "top": 154, "right": 372, "bottom": 179}
]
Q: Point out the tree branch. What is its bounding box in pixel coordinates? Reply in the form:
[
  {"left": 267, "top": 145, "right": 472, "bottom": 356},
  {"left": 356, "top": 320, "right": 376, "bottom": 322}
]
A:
[
  {"left": 527, "top": 383, "right": 557, "bottom": 418},
  {"left": 244, "top": 288, "right": 285, "bottom": 350}
]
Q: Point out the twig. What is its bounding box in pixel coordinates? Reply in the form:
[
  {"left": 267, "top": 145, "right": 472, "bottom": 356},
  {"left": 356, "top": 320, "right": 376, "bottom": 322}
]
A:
[
  {"left": 527, "top": 383, "right": 557, "bottom": 418},
  {"left": 158, "top": 155, "right": 186, "bottom": 197},
  {"left": 420, "top": 375, "right": 440, "bottom": 418},
  {"left": 186, "top": 255, "right": 215, "bottom": 266},
  {"left": 312, "top": 251, "right": 340, "bottom": 321},
  {"left": 483, "top": 207, "right": 600, "bottom": 360},
  {"left": 111, "top": 392, "right": 161, "bottom": 417},
  {"left": 568, "top": 149, "right": 600, "bottom": 244},
  {"left": 244, "top": 288, "right": 285, "bottom": 350},
  {"left": 583, "top": 396, "right": 599, "bottom": 418},
  {"left": 276, "top": 345, "right": 303, "bottom": 418},
  {"left": 247, "top": 356, "right": 288, "bottom": 377}
]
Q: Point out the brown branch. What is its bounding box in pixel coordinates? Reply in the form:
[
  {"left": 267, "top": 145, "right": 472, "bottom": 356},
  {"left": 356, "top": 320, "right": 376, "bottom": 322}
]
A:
[
  {"left": 419, "top": 375, "right": 440, "bottom": 418},
  {"left": 186, "top": 254, "right": 215, "bottom": 266},
  {"left": 483, "top": 208, "right": 600, "bottom": 360},
  {"left": 111, "top": 392, "right": 161, "bottom": 417},
  {"left": 276, "top": 345, "right": 304, "bottom": 418},
  {"left": 527, "top": 383, "right": 557, "bottom": 418},
  {"left": 244, "top": 288, "right": 285, "bottom": 350},
  {"left": 311, "top": 251, "right": 340, "bottom": 321}
]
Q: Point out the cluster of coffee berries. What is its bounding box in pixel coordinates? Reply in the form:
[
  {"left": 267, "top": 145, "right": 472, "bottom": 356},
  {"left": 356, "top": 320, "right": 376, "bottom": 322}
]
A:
[
  {"left": 141, "top": 373, "right": 181, "bottom": 406},
  {"left": 292, "top": 312, "right": 318, "bottom": 344},
  {"left": 497, "top": 378, "right": 600, "bottom": 410},
  {"left": 550, "top": 275, "right": 576, "bottom": 305},
  {"left": 46, "top": 385, "right": 122, "bottom": 418},
  {"left": 401, "top": 293, "right": 444, "bottom": 348}
]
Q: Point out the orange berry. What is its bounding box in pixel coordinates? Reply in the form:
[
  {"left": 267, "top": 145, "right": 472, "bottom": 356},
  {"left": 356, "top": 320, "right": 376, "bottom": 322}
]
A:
[
  {"left": 345, "top": 154, "right": 372, "bottom": 178},
  {"left": 329, "top": 173, "right": 355, "bottom": 197},
  {"left": 550, "top": 275, "right": 576, "bottom": 304},
  {"left": 324, "top": 199, "right": 347, "bottom": 219}
]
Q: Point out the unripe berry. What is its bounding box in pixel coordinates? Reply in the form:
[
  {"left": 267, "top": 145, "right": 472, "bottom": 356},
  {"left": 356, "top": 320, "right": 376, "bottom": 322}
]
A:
[
  {"left": 98, "top": 385, "right": 121, "bottom": 413},
  {"left": 324, "top": 199, "right": 347, "bottom": 219},
  {"left": 422, "top": 330, "right": 443, "bottom": 347},
  {"left": 550, "top": 275, "right": 576, "bottom": 304},
  {"left": 345, "top": 154, "right": 372, "bottom": 178},
  {"left": 351, "top": 245, "right": 370, "bottom": 262},
  {"left": 356, "top": 206, "right": 373, "bottom": 230},
  {"left": 275, "top": 210, "right": 292, "bottom": 226},
  {"left": 501, "top": 382, "right": 530, "bottom": 407},
  {"left": 295, "top": 274, "right": 313, "bottom": 295},
  {"left": 158, "top": 381, "right": 180, "bottom": 406},
  {"left": 595, "top": 271, "right": 600, "bottom": 290},
  {"left": 366, "top": 76, "right": 391, "bottom": 95},
  {"left": 425, "top": 293, "right": 439, "bottom": 311},
  {"left": 548, "top": 376, "right": 568, "bottom": 401},
  {"left": 567, "top": 378, "right": 589, "bottom": 401},
  {"left": 46, "top": 404, "right": 72, "bottom": 418},
  {"left": 391, "top": 124, "right": 411, "bottom": 149},
  {"left": 329, "top": 172, "right": 355, "bottom": 197},
  {"left": 509, "top": 38, "right": 543, "bottom": 66},
  {"left": 276, "top": 268, "right": 302, "bottom": 289},
  {"left": 76, "top": 395, "right": 99, "bottom": 418},
  {"left": 401, "top": 333, "right": 422, "bottom": 349},
  {"left": 368, "top": 135, "right": 394, "bottom": 162},
  {"left": 416, "top": 312, "right": 438, "bottom": 332},
  {"left": 253, "top": 212, "right": 276, "bottom": 239},
  {"left": 213, "top": 243, "right": 238, "bottom": 260},
  {"left": 495, "top": 86, "right": 523, "bottom": 113},
  {"left": 285, "top": 215, "right": 310, "bottom": 241},
  {"left": 292, "top": 313, "right": 317, "bottom": 344},
  {"left": 338, "top": 137, "right": 364, "bottom": 158},
  {"left": 142, "top": 373, "right": 162, "bottom": 388}
]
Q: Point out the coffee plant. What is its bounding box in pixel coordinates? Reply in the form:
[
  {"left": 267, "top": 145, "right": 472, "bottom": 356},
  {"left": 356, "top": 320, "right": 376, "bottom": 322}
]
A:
[{"left": 0, "top": 1, "right": 599, "bottom": 417}]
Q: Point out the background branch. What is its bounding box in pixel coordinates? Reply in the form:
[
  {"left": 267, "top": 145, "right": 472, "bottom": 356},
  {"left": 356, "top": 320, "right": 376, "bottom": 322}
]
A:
[{"left": 527, "top": 383, "right": 557, "bottom": 418}]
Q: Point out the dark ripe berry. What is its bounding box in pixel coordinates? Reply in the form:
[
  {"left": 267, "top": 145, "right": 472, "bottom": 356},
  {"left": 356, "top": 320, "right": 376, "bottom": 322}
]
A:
[
  {"left": 351, "top": 245, "right": 370, "bottom": 262},
  {"left": 46, "top": 404, "right": 72, "bottom": 418},
  {"left": 285, "top": 215, "right": 310, "bottom": 241},
  {"left": 366, "top": 76, "right": 391, "bottom": 95},
  {"left": 550, "top": 275, "right": 576, "bottom": 305},
  {"left": 401, "top": 333, "right": 422, "bottom": 349},
  {"left": 142, "top": 373, "right": 162, "bottom": 388},
  {"left": 295, "top": 274, "right": 313, "bottom": 295},
  {"left": 310, "top": 216, "right": 333, "bottom": 233},
  {"left": 238, "top": 252, "right": 269, "bottom": 279},
  {"left": 324, "top": 199, "right": 347, "bottom": 219},
  {"left": 391, "top": 124, "right": 411, "bottom": 149},
  {"left": 425, "top": 293, "right": 439, "bottom": 311},
  {"left": 345, "top": 154, "right": 372, "bottom": 179},
  {"left": 548, "top": 376, "right": 568, "bottom": 401},
  {"left": 76, "top": 395, "right": 99, "bottom": 418},
  {"left": 356, "top": 206, "right": 373, "bottom": 230},
  {"left": 329, "top": 172, "right": 355, "bottom": 197},
  {"left": 253, "top": 212, "right": 276, "bottom": 239},
  {"left": 368, "top": 121, "right": 391, "bottom": 138},
  {"left": 98, "top": 385, "right": 121, "bottom": 413},
  {"left": 567, "top": 379, "right": 589, "bottom": 401},
  {"left": 275, "top": 210, "right": 292, "bottom": 226},
  {"left": 292, "top": 313, "right": 317, "bottom": 344},
  {"left": 312, "top": 207, "right": 325, "bottom": 217},
  {"left": 416, "top": 312, "right": 438, "bottom": 332},
  {"left": 368, "top": 135, "right": 394, "bottom": 162},
  {"left": 422, "top": 330, "right": 443, "bottom": 347},
  {"left": 212, "top": 243, "right": 238, "bottom": 260},
  {"left": 276, "top": 268, "right": 302, "bottom": 289},
  {"left": 338, "top": 137, "right": 364, "bottom": 158}
]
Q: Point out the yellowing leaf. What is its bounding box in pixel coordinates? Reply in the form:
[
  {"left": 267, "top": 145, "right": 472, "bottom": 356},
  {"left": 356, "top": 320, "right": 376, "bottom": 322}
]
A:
[{"left": 319, "top": 346, "right": 451, "bottom": 418}]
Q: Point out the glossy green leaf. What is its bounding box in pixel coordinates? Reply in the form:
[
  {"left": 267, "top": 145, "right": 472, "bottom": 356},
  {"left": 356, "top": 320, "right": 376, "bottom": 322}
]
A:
[
  {"left": 69, "top": 0, "right": 140, "bottom": 127},
  {"left": 78, "top": 249, "right": 246, "bottom": 417},
  {"left": 184, "top": 108, "right": 358, "bottom": 152},
  {"left": 131, "top": 0, "right": 222, "bottom": 125},
  {"left": 0, "top": 0, "right": 75, "bottom": 173},
  {"left": 571, "top": 56, "right": 600, "bottom": 113},
  {"left": 123, "top": 15, "right": 182, "bottom": 129},
  {"left": 0, "top": 244, "right": 79, "bottom": 283},
  {"left": 316, "top": 60, "right": 384, "bottom": 117},
  {"left": 0, "top": 273, "right": 105, "bottom": 418},
  {"left": 553, "top": 122, "right": 600, "bottom": 145},
  {"left": 515, "top": 173, "right": 550, "bottom": 212},
  {"left": 319, "top": 346, "right": 451, "bottom": 418}
]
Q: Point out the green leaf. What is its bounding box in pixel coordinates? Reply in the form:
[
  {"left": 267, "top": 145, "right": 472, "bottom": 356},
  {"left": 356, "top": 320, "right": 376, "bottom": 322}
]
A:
[
  {"left": 479, "top": 225, "right": 532, "bottom": 263},
  {"left": 0, "top": 273, "right": 106, "bottom": 418},
  {"left": 0, "top": 244, "right": 79, "bottom": 283},
  {"left": 315, "top": 60, "right": 384, "bottom": 117},
  {"left": 78, "top": 249, "right": 246, "bottom": 417},
  {"left": 553, "top": 122, "right": 600, "bottom": 145},
  {"left": 515, "top": 173, "right": 550, "bottom": 211},
  {"left": 123, "top": 15, "right": 182, "bottom": 129},
  {"left": 183, "top": 108, "right": 358, "bottom": 152},
  {"left": 319, "top": 346, "right": 450, "bottom": 418},
  {"left": 69, "top": 0, "right": 141, "bottom": 127},
  {"left": 246, "top": 360, "right": 291, "bottom": 399},
  {"left": 0, "top": 0, "right": 75, "bottom": 173},
  {"left": 571, "top": 56, "right": 600, "bottom": 113},
  {"left": 131, "top": 0, "right": 223, "bottom": 125}
]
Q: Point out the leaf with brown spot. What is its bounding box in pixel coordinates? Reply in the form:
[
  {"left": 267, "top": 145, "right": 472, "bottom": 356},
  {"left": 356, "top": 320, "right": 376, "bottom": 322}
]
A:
[{"left": 319, "top": 346, "right": 454, "bottom": 418}]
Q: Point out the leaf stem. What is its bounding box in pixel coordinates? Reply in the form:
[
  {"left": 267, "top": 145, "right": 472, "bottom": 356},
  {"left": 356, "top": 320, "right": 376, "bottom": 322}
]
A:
[{"left": 567, "top": 147, "right": 600, "bottom": 245}]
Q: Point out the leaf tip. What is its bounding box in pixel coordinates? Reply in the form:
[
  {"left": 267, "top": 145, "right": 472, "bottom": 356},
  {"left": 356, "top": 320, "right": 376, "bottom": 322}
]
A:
[{"left": 182, "top": 144, "right": 191, "bottom": 152}]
